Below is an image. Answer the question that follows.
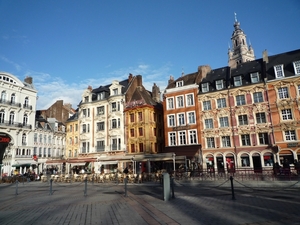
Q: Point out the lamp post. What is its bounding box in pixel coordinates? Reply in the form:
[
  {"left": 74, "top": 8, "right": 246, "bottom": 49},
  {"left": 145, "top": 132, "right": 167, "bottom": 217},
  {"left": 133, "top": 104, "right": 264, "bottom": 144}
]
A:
[{"left": 173, "top": 153, "right": 176, "bottom": 178}]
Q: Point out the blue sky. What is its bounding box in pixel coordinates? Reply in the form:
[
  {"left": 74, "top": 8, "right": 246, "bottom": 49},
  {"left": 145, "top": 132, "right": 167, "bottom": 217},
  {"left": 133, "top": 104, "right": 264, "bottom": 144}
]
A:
[{"left": 0, "top": 0, "right": 299, "bottom": 110}]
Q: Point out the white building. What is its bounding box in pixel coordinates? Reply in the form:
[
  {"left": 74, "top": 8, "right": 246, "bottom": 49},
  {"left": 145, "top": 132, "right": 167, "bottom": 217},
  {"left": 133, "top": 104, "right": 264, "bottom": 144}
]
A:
[{"left": 0, "top": 72, "right": 37, "bottom": 176}]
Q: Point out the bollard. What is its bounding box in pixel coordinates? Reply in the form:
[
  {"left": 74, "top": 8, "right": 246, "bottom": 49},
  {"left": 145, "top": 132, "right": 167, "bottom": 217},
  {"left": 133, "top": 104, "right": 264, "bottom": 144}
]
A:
[
  {"left": 49, "top": 179, "right": 53, "bottom": 195},
  {"left": 15, "top": 180, "right": 19, "bottom": 195},
  {"left": 84, "top": 177, "right": 87, "bottom": 196},
  {"left": 124, "top": 177, "right": 128, "bottom": 197},
  {"left": 171, "top": 177, "right": 175, "bottom": 199},
  {"left": 230, "top": 176, "right": 235, "bottom": 200}
]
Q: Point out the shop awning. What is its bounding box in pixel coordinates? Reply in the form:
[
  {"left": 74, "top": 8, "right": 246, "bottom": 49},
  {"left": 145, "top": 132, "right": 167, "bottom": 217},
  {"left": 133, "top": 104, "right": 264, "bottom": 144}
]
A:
[
  {"left": 70, "top": 162, "right": 86, "bottom": 166},
  {"left": 98, "top": 161, "right": 118, "bottom": 165}
]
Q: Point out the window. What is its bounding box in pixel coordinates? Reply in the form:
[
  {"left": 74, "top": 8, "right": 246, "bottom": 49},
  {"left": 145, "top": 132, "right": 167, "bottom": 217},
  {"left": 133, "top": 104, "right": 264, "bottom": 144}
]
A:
[
  {"left": 139, "top": 127, "right": 143, "bottom": 136},
  {"left": 1, "top": 91, "right": 6, "bottom": 102},
  {"left": 168, "top": 115, "right": 175, "bottom": 127},
  {"left": 24, "top": 97, "right": 29, "bottom": 107},
  {"left": 130, "top": 113, "right": 134, "bottom": 122},
  {"left": 205, "top": 118, "right": 213, "bottom": 129},
  {"left": 179, "top": 131, "right": 186, "bottom": 145},
  {"left": 241, "top": 154, "right": 250, "bottom": 167},
  {"left": 256, "top": 113, "right": 266, "bottom": 123},
  {"left": 178, "top": 113, "right": 185, "bottom": 125},
  {"left": 97, "top": 106, "right": 104, "bottom": 115},
  {"left": 82, "top": 109, "right": 87, "bottom": 117},
  {"left": 69, "top": 137, "right": 72, "bottom": 145},
  {"left": 258, "top": 133, "right": 269, "bottom": 145},
  {"left": 189, "top": 130, "right": 197, "bottom": 144},
  {"left": 169, "top": 132, "right": 176, "bottom": 146},
  {"left": 130, "top": 144, "right": 135, "bottom": 153},
  {"left": 186, "top": 94, "right": 194, "bottom": 106},
  {"left": 278, "top": 87, "right": 289, "bottom": 99},
  {"left": 23, "top": 114, "right": 28, "bottom": 126},
  {"left": 97, "top": 122, "right": 105, "bottom": 131},
  {"left": 111, "top": 119, "right": 117, "bottom": 128},
  {"left": 285, "top": 130, "right": 296, "bottom": 141},
  {"left": 138, "top": 112, "right": 143, "bottom": 121},
  {"left": 176, "top": 81, "right": 183, "bottom": 87},
  {"left": 167, "top": 98, "right": 174, "bottom": 109},
  {"left": 11, "top": 93, "right": 15, "bottom": 104},
  {"left": 207, "top": 137, "right": 215, "bottom": 148},
  {"left": 111, "top": 102, "right": 117, "bottom": 112},
  {"left": 177, "top": 96, "right": 184, "bottom": 108},
  {"left": 234, "top": 76, "right": 242, "bottom": 86},
  {"left": 219, "top": 117, "right": 229, "bottom": 127},
  {"left": 130, "top": 129, "right": 135, "bottom": 137},
  {"left": 282, "top": 109, "right": 292, "bottom": 120},
  {"left": 274, "top": 65, "right": 284, "bottom": 78},
  {"left": 84, "top": 96, "right": 89, "bottom": 102},
  {"left": 75, "top": 124, "right": 78, "bottom": 131},
  {"left": 0, "top": 110, "right": 5, "bottom": 123},
  {"left": 241, "top": 134, "right": 251, "bottom": 146},
  {"left": 9, "top": 111, "right": 14, "bottom": 124},
  {"left": 250, "top": 72, "right": 259, "bottom": 83},
  {"left": 22, "top": 133, "right": 26, "bottom": 145},
  {"left": 253, "top": 92, "right": 263, "bottom": 103},
  {"left": 187, "top": 112, "right": 195, "bottom": 124},
  {"left": 217, "top": 98, "right": 226, "bottom": 108},
  {"left": 139, "top": 143, "right": 144, "bottom": 152},
  {"left": 298, "top": 85, "right": 300, "bottom": 95},
  {"left": 238, "top": 115, "right": 248, "bottom": 125},
  {"left": 82, "top": 124, "right": 87, "bottom": 133},
  {"left": 236, "top": 95, "right": 246, "bottom": 106},
  {"left": 201, "top": 83, "right": 209, "bottom": 92},
  {"left": 203, "top": 100, "right": 211, "bottom": 110},
  {"left": 222, "top": 136, "right": 231, "bottom": 147},
  {"left": 216, "top": 80, "right": 224, "bottom": 90},
  {"left": 293, "top": 60, "right": 300, "bottom": 75},
  {"left": 113, "top": 88, "right": 118, "bottom": 95},
  {"left": 96, "top": 141, "right": 105, "bottom": 152}
]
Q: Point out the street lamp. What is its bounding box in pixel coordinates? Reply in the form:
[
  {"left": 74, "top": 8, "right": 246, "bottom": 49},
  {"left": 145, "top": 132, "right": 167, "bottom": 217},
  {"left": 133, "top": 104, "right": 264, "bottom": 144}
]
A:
[{"left": 173, "top": 153, "right": 176, "bottom": 177}]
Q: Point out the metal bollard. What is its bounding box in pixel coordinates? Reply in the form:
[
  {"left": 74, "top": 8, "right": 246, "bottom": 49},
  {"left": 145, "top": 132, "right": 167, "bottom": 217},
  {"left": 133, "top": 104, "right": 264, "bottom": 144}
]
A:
[
  {"left": 171, "top": 177, "right": 175, "bottom": 199},
  {"left": 124, "top": 177, "right": 128, "bottom": 197},
  {"left": 49, "top": 179, "right": 53, "bottom": 195},
  {"left": 84, "top": 177, "right": 87, "bottom": 196},
  {"left": 15, "top": 180, "right": 19, "bottom": 195},
  {"left": 230, "top": 176, "right": 235, "bottom": 200}
]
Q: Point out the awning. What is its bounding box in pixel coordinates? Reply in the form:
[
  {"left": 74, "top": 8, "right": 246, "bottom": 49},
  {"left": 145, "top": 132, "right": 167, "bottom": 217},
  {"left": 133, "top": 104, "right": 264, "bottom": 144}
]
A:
[
  {"left": 70, "top": 162, "right": 86, "bottom": 166},
  {"left": 98, "top": 161, "right": 118, "bottom": 165},
  {"left": 12, "top": 163, "right": 32, "bottom": 167}
]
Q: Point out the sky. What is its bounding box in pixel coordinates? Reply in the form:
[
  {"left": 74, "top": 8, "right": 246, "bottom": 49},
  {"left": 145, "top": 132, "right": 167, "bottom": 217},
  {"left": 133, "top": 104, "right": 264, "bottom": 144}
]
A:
[{"left": 0, "top": 0, "right": 299, "bottom": 110}]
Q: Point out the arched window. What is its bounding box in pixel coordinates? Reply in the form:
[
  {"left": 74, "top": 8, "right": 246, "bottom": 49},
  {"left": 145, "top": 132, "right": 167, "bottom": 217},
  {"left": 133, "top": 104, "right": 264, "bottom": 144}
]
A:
[
  {"left": 1, "top": 91, "right": 6, "bottom": 102},
  {"left": 24, "top": 97, "right": 29, "bottom": 107},
  {"left": 11, "top": 93, "right": 16, "bottom": 104},
  {"left": 0, "top": 109, "right": 5, "bottom": 123},
  {"left": 23, "top": 114, "right": 28, "bottom": 126},
  {"left": 22, "top": 133, "right": 26, "bottom": 145},
  {"left": 9, "top": 111, "right": 14, "bottom": 125}
]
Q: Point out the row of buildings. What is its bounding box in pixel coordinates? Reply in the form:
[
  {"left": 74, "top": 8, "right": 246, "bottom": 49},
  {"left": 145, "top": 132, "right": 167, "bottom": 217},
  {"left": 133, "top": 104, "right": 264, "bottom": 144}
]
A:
[{"left": 1, "top": 17, "right": 300, "bottom": 176}]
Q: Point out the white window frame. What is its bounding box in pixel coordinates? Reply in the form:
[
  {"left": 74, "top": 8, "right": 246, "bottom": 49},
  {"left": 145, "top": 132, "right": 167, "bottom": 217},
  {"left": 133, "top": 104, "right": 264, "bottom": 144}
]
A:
[
  {"left": 204, "top": 118, "right": 213, "bottom": 129},
  {"left": 238, "top": 115, "right": 248, "bottom": 125},
  {"left": 207, "top": 137, "right": 215, "bottom": 148},
  {"left": 222, "top": 136, "right": 231, "bottom": 147},
  {"left": 217, "top": 98, "right": 226, "bottom": 108},
  {"left": 203, "top": 100, "right": 211, "bottom": 110},
  {"left": 258, "top": 133, "right": 269, "bottom": 145},
  {"left": 176, "top": 81, "right": 183, "bottom": 87},
  {"left": 176, "top": 96, "right": 184, "bottom": 108},
  {"left": 250, "top": 72, "right": 259, "bottom": 83},
  {"left": 285, "top": 130, "right": 296, "bottom": 141},
  {"left": 234, "top": 76, "right": 242, "bottom": 86},
  {"left": 219, "top": 117, "right": 229, "bottom": 127},
  {"left": 253, "top": 92, "right": 263, "bottom": 103},
  {"left": 177, "top": 113, "right": 185, "bottom": 126},
  {"left": 167, "top": 97, "right": 174, "bottom": 110},
  {"left": 293, "top": 60, "right": 300, "bottom": 75},
  {"left": 278, "top": 87, "right": 289, "bottom": 99},
  {"left": 241, "top": 134, "right": 251, "bottom": 146},
  {"left": 168, "top": 114, "right": 176, "bottom": 127},
  {"left": 178, "top": 131, "right": 187, "bottom": 145},
  {"left": 187, "top": 111, "right": 196, "bottom": 124},
  {"left": 201, "top": 83, "right": 209, "bottom": 93},
  {"left": 236, "top": 95, "right": 246, "bottom": 106},
  {"left": 256, "top": 112, "right": 266, "bottom": 123},
  {"left": 216, "top": 80, "right": 224, "bottom": 90},
  {"left": 274, "top": 65, "right": 284, "bottom": 78},
  {"left": 282, "top": 109, "right": 292, "bottom": 120},
  {"left": 169, "top": 132, "right": 176, "bottom": 146},
  {"left": 188, "top": 130, "right": 197, "bottom": 144},
  {"left": 186, "top": 94, "right": 194, "bottom": 106}
]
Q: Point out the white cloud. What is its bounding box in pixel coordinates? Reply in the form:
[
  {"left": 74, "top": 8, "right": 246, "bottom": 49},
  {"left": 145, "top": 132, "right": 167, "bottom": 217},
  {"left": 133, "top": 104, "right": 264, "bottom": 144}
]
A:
[{"left": 0, "top": 55, "right": 21, "bottom": 71}]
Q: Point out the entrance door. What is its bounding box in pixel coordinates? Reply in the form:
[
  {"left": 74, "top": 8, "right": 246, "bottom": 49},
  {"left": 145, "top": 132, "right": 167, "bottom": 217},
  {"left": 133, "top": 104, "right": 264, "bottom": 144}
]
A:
[{"left": 252, "top": 154, "right": 262, "bottom": 173}]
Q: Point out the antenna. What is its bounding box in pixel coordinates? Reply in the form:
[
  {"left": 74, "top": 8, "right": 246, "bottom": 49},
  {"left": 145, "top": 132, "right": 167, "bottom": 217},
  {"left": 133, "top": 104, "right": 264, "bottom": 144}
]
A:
[{"left": 181, "top": 68, "right": 184, "bottom": 76}]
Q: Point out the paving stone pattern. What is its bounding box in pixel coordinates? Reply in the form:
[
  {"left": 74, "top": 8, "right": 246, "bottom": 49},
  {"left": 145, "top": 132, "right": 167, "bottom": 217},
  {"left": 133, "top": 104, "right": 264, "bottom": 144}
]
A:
[{"left": 0, "top": 179, "right": 299, "bottom": 225}]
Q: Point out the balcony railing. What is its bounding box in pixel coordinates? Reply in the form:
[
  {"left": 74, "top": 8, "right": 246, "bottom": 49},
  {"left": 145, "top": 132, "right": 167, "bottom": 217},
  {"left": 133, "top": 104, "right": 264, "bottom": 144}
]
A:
[
  {"left": 96, "top": 146, "right": 105, "bottom": 152},
  {"left": 111, "top": 144, "right": 121, "bottom": 151},
  {"left": 0, "top": 120, "right": 32, "bottom": 129},
  {"left": 0, "top": 99, "right": 22, "bottom": 107}
]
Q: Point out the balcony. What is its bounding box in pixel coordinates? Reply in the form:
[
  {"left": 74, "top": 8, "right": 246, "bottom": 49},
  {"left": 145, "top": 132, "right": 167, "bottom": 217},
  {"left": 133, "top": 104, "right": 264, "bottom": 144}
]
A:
[
  {"left": 0, "top": 99, "right": 22, "bottom": 108},
  {"left": 23, "top": 104, "right": 33, "bottom": 110},
  {"left": 111, "top": 144, "right": 121, "bottom": 151},
  {"left": 0, "top": 120, "right": 32, "bottom": 129},
  {"left": 96, "top": 146, "right": 105, "bottom": 152}
]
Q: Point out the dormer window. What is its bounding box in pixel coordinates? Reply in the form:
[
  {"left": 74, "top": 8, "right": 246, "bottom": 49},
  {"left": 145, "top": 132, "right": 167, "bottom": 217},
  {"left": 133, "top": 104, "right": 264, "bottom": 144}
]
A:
[
  {"left": 201, "top": 83, "right": 209, "bottom": 93},
  {"left": 113, "top": 88, "right": 118, "bottom": 95},
  {"left": 250, "top": 72, "right": 259, "bottom": 83},
  {"left": 176, "top": 81, "right": 183, "bottom": 87},
  {"left": 215, "top": 80, "right": 224, "bottom": 90},
  {"left": 84, "top": 96, "right": 89, "bottom": 102},
  {"left": 98, "top": 92, "right": 104, "bottom": 100},
  {"left": 293, "top": 60, "right": 300, "bottom": 75},
  {"left": 233, "top": 76, "right": 242, "bottom": 86},
  {"left": 274, "top": 65, "right": 284, "bottom": 78}
]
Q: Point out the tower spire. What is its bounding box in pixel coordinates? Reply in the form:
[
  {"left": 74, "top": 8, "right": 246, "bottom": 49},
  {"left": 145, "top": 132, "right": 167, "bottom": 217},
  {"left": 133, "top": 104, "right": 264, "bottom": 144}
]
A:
[{"left": 234, "top": 12, "right": 237, "bottom": 23}]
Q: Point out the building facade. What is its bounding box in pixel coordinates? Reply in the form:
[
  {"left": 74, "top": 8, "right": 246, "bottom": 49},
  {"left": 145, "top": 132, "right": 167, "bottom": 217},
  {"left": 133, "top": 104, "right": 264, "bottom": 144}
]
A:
[{"left": 0, "top": 73, "right": 37, "bottom": 176}]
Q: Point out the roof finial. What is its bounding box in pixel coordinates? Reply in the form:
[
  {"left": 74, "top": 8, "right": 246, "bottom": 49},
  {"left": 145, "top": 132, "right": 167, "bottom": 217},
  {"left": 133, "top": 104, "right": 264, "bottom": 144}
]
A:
[
  {"left": 181, "top": 68, "right": 184, "bottom": 76},
  {"left": 234, "top": 12, "right": 237, "bottom": 22}
]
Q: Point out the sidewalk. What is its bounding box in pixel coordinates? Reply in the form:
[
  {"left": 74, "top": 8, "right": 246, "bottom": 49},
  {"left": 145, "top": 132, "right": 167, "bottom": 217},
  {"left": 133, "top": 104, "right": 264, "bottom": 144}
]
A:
[{"left": 0, "top": 179, "right": 299, "bottom": 225}]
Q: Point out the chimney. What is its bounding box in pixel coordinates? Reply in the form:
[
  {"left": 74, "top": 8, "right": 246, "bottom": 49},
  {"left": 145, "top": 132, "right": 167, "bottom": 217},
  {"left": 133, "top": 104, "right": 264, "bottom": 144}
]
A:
[
  {"left": 263, "top": 49, "right": 268, "bottom": 63},
  {"left": 152, "top": 83, "right": 160, "bottom": 102},
  {"left": 136, "top": 75, "right": 142, "bottom": 86},
  {"left": 168, "top": 75, "right": 174, "bottom": 84},
  {"left": 196, "top": 65, "right": 212, "bottom": 83},
  {"left": 87, "top": 85, "right": 93, "bottom": 91},
  {"left": 128, "top": 73, "right": 133, "bottom": 82},
  {"left": 24, "top": 76, "right": 33, "bottom": 84}
]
